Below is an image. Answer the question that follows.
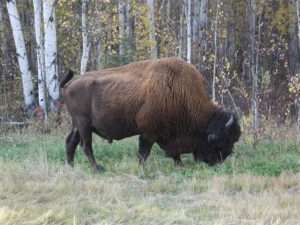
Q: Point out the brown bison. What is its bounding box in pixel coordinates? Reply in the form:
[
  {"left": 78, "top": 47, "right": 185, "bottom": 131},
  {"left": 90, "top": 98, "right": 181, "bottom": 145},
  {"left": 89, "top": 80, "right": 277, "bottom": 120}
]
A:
[{"left": 61, "top": 58, "right": 241, "bottom": 172}]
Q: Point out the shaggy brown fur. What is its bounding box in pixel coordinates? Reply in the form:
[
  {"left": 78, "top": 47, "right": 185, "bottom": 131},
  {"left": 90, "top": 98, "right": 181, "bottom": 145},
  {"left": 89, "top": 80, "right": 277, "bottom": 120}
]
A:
[{"left": 61, "top": 58, "right": 240, "bottom": 172}]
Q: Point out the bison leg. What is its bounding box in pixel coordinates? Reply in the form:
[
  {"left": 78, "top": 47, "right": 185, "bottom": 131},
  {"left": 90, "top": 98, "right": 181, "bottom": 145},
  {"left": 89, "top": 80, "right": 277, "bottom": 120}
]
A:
[
  {"left": 138, "top": 135, "right": 154, "bottom": 165},
  {"left": 78, "top": 123, "right": 102, "bottom": 173},
  {"left": 172, "top": 155, "right": 183, "bottom": 167},
  {"left": 66, "top": 127, "right": 80, "bottom": 166}
]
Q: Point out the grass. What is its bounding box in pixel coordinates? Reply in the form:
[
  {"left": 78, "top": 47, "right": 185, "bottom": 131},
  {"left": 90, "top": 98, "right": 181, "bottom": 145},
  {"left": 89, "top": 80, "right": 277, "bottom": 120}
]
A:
[{"left": 0, "top": 131, "right": 300, "bottom": 224}]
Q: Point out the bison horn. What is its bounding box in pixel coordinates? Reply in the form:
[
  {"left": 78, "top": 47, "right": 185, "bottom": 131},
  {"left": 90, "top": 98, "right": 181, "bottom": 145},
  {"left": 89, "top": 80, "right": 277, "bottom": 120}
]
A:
[
  {"left": 225, "top": 115, "right": 234, "bottom": 129},
  {"left": 208, "top": 134, "right": 219, "bottom": 143}
]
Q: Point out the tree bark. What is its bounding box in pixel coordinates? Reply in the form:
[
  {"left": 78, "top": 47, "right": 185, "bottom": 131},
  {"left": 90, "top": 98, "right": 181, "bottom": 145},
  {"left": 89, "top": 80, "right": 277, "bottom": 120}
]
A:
[
  {"left": 7, "top": 0, "right": 35, "bottom": 113},
  {"left": 43, "top": 0, "right": 59, "bottom": 111},
  {"left": 118, "top": 0, "right": 125, "bottom": 55},
  {"left": 33, "top": 0, "right": 47, "bottom": 119},
  {"left": 289, "top": 0, "right": 300, "bottom": 75},
  {"left": 249, "top": 0, "right": 259, "bottom": 147},
  {"left": 297, "top": 0, "right": 300, "bottom": 45},
  {"left": 187, "top": 0, "right": 192, "bottom": 63},
  {"left": 81, "top": 0, "right": 91, "bottom": 74},
  {"left": 126, "top": 0, "right": 133, "bottom": 52},
  {"left": 147, "top": 0, "right": 158, "bottom": 58},
  {"left": 199, "top": 0, "right": 208, "bottom": 71},
  {"left": 212, "top": 0, "right": 220, "bottom": 103},
  {"left": 179, "top": 0, "right": 186, "bottom": 58}
]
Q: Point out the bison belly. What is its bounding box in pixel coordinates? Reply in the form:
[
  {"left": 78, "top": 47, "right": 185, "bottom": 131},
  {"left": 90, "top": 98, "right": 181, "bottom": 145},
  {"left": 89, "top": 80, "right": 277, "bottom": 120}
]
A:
[
  {"left": 90, "top": 91, "right": 140, "bottom": 141},
  {"left": 91, "top": 111, "right": 139, "bottom": 141}
]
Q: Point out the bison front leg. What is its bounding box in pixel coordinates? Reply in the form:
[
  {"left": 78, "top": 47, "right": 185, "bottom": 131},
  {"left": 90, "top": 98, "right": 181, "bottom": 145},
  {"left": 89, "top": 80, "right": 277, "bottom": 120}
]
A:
[
  {"left": 66, "top": 127, "right": 80, "bottom": 166},
  {"left": 138, "top": 135, "right": 154, "bottom": 166}
]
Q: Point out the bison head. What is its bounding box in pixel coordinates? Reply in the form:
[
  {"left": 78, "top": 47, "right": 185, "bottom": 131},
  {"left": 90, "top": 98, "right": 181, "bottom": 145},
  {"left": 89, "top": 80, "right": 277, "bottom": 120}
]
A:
[{"left": 193, "top": 110, "right": 241, "bottom": 165}]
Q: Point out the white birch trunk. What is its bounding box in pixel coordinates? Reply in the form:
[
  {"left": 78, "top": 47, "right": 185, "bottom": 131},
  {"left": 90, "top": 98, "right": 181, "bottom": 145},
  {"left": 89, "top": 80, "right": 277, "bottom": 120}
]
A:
[
  {"left": 43, "top": 0, "right": 59, "bottom": 111},
  {"left": 147, "top": 0, "right": 157, "bottom": 58},
  {"left": 199, "top": 0, "right": 208, "bottom": 71},
  {"left": 212, "top": 0, "right": 220, "bottom": 103},
  {"left": 193, "top": 0, "right": 200, "bottom": 43},
  {"left": 249, "top": 0, "right": 259, "bottom": 146},
  {"left": 179, "top": 0, "right": 185, "bottom": 58},
  {"left": 81, "top": 0, "right": 91, "bottom": 74},
  {"left": 118, "top": 0, "right": 125, "bottom": 55},
  {"left": 199, "top": 0, "right": 208, "bottom": 45},
  {"left": 33, "top": 0, "right": 47, "bottom": 118},
  {"left": 297, "top": 0, "right": 300, "bottom": 45},
  {"left": 187, "top": 0, "right": 192, "bottom": 63},
  {"left": 7, "top": 0, "right": 35, "bottom": 110},
  {"left": 126, "top": 0, "right": 133, "bottom": 51}
]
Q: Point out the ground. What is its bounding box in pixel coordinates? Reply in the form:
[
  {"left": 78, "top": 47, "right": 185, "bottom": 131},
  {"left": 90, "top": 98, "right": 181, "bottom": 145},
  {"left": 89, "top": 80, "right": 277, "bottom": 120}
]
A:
[{"left": 0, "top": 131, "right": 299, "bottom": 225}]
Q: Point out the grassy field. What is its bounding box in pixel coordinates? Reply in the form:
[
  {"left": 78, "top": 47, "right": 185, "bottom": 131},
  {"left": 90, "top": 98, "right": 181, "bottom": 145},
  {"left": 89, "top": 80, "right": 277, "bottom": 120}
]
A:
[{"left": 0, "top": 130, "right": 299, "bottom": 225}]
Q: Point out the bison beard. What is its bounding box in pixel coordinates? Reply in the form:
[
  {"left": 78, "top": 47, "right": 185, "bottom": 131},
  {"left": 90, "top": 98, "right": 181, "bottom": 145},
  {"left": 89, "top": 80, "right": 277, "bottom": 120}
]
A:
[{"left": 61, "top": 58, "right": 241, "bottom": 172}]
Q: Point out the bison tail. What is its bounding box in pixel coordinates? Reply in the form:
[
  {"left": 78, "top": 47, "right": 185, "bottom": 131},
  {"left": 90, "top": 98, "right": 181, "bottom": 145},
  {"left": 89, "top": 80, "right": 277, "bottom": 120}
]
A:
[{"left": 60, "top": 69, "right": 75, "bottom": 88}]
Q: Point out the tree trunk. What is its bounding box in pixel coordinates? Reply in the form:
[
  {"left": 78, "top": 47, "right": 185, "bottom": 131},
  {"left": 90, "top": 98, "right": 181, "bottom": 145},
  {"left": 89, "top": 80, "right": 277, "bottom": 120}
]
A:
[
  {"left": 0, "top": 3, "right": 10, "bottom": 78},
  {"left": 199, "top": 0, "right": 208, "bottom": 72},
  {"left": 33, "top": 0, "right": 47, "bottom": 120},
  {"left": 289, "top": 0, "right": 300, "bottom": 76},
  {"left": 81, "top": 0, "right": 91, "bottom": 74},
  {"left": 7, "top": 0, "right": 35, "bottom": 113},
  {"left": 186, "top": 0, "right": 192, "bottom": 63},
  {"left": 179, "top": 0, "right": 186, "bottom": 58},
  {"left": 126, "top": 0, "right": 133, "bottom": 52},
  {"left": 249, "top": 0, "right": 259, "bottom": 147},
  {"left": 118, "top": 0, "right": 125, "bottom": 55},
  {"left": 0, "top": 2, "right": 8, "bottom": 116},
  {"left": 147, "top": 0, "right": 157, "bottom": 58},
  {"left": 43, "top": 0, "right": 59, "bottom": 111},
  {"left": 297, "top": 0, "right": 300, "bottom": 45},
  {"left": 212, "top": 0, "right": 220, "bottom": 103}
]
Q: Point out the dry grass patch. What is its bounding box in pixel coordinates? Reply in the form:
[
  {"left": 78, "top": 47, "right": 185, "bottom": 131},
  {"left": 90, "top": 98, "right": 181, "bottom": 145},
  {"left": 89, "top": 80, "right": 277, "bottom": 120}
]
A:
[{"left": 0, "top": 159, "right": 300, "bottom": 225}]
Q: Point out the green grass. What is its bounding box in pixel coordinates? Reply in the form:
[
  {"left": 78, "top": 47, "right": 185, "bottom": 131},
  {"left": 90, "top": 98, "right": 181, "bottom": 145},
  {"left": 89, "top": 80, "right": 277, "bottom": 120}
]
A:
[
  {"left": 0, "top": 132, "right": 300, "bottom": 225},
  {"left": 0, "top": 133, "right": 299, "bottom": 177}
]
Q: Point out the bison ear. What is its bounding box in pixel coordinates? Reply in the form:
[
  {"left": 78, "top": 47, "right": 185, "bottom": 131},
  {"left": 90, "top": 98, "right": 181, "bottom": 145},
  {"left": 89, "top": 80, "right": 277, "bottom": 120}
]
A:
[
  {"left": 225, "top": 115, "right": 234, "bottom": 130},
  {"left": 208, "top": 133, "right": 219, "bottom": 143}
]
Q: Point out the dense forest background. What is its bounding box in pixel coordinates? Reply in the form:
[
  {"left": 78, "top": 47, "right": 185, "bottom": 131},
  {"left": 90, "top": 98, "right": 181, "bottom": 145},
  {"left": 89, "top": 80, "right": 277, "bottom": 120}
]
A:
[{"left": 0, "top": 0, "right": 300, "bottom": 137}]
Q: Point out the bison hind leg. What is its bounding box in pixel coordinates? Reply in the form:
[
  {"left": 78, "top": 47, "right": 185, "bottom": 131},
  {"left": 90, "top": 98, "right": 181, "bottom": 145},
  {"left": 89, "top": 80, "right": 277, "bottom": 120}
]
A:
[
  {"left": 172, "top": 155, "right": 183, "bottom": 167},
  {"left": 77, "top": 123, "right": 102, "bottom": 173},
  {"left": 66, "top": 127, "right": 80, "bottom": 166}
]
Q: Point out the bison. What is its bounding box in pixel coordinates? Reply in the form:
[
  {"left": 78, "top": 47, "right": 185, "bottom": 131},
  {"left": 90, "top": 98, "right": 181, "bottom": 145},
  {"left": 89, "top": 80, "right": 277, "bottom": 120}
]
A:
[{"left": 61, "top": 58, "right": 241, "bottom": 172}]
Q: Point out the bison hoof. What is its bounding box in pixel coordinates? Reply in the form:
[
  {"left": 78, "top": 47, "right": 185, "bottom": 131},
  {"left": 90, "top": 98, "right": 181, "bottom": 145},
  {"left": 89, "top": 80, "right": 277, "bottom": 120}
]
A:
[
  {"left": 92, "top": 164, "right": 103, "bottom": 173},
  {"left": 174, "top": 161, "right": 184, "bottom": 167},
  {"left": 66, "top": 160, "right": 74, "bottom": 167}
]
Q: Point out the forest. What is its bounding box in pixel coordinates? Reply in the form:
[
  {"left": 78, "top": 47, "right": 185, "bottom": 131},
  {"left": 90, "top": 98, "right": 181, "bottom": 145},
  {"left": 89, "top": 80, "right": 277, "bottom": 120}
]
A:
[
  {"left": 0, "top": 0, "right": 300, "bottom": 224},
  {"left": 0, "top": 0, "right": 299, "bottom": 133}
]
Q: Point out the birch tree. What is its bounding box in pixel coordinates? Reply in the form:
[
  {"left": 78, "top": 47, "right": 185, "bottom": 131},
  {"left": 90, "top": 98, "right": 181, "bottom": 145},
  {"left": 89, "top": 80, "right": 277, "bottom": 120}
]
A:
[
  {"left": 248, "top": 0, "right": 259, "bottom": 147},
  {"left": 297, "top": 0, "right": 300, "bottom": 43},
  {"left": 289, "top": 0, "right": 300, "bottom": 76},
  {"left": 118, "top": 0, "right": 125, "bottom": 55},
  {"left": 81, "top": 0, "right": 91, "bottom": 74},
  {"left": 33, "top": 0, "right": 47, "bottom": 118},
  {"left": 199, "top": 0, "right": 208, "bottom": 71},
  {"left": 126, "top": 0, "right": 133, "bottom": 51},
  {"left": 43, "top": 0, "right": 59, "bottom": 111},
  {"left": 6, "top": 0, "right": 35, "bottom": 112},
  {"left": 186, "top": 0, "right": 192, "bottom": 63},
  {"left": 147, "top": 0, "right": 157, "bottom": 58},
  {"left": 179, "top": 0, "right": 186, "bottom": 58},
  {"left": 212, "top": 0, "right": 220, "bottom": 102}
]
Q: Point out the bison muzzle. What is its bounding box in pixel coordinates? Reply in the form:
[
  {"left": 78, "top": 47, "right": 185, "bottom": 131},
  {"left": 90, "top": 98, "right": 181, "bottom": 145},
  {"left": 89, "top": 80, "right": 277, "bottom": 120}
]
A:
[{"left": 61, "top": 58, "right": 241, "bottom": 172}]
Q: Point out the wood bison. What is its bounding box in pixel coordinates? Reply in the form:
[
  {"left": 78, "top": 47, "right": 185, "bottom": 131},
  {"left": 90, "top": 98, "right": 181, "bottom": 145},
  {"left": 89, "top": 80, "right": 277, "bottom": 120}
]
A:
[{"left": 61, "top": 58, "right": 241, "bottom": 172}]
